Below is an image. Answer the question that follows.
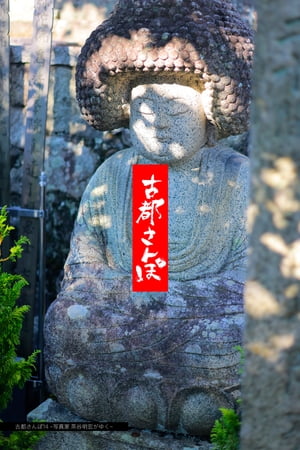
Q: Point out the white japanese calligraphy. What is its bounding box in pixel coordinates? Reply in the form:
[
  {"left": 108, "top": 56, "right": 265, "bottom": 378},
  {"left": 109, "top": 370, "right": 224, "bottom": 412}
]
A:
[
  {"left": 142, "top": 174, "right": 162, "bottom": 199},
  {"left": 136, "top": 199, "right": 165, "bottom": 225}
]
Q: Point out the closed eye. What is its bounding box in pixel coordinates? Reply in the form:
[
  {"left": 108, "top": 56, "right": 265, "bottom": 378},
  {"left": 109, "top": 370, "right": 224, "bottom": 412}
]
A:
[
  {"left": 168, "top": 106, "right": 190, "bottom": 116},
  {"left": 139, "top": 109, "right": 155, "bottom": 116},
  {"left": 137, "top": 100, "right": 155, "bottom": 116}
]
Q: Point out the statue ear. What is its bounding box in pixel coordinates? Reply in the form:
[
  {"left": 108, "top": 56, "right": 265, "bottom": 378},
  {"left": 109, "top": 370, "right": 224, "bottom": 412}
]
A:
[
  {"left": 206, "top": 121, "right": 217, "bottom": 147},
  {"left": 122, "top": 103, "right": 130, "bottom": 119}
]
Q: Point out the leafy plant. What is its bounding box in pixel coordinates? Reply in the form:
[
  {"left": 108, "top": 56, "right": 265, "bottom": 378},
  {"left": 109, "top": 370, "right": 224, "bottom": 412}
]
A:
[
  {"left": 0, "top": 206, "right": 46, "bottom": 448},
  {"left": 0, "top": 209, "right": 30, "bottom": 263},
  {"left": 233, "top": 345, "right": 245, "bottom": 375},
  {"left": 0, "top": 427, "right": 46, "bottom": 450},
  {"left": 210, "top": 346, "right": 244, "bottom": 449},
  {"left": 210, "top": 407, "right": 241, "bottom": 450}
]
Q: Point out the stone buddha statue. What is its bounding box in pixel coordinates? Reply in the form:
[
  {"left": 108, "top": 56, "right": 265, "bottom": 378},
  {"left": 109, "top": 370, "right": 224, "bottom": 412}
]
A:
[{"left": 44, "top": 0, "right": 253, "bottom": 438}]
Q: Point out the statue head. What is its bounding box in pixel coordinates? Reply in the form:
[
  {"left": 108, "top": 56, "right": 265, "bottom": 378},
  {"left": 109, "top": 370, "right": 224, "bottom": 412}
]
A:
[
  {"left": 76, "top": 0, "right": 253, "bottom": 139},
  {"left": 130, "top": 83, "right": 208, "bottom": 164}
]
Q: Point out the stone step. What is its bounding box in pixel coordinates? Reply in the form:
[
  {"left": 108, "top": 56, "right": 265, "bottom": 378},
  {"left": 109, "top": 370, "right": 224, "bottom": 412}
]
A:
[{"left": 28, "top": 399, "right": 212, "bottom": 450}]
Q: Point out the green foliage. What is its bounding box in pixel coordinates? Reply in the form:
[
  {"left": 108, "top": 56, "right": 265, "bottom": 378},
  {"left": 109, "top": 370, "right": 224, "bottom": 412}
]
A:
[
  {"left": 210, "top": 346, "right": 244, "bottom": 449},
  {"left": 0, "top": 425, "right": 46, "bottom": 450},
  {"left": 0, "top": 207, "right": 30, "bottom": 264},
  {"left": 0, "top": 206, "right": 45, "bottom": 447},
  {"left": 210, "top": 408, "right": 241, "bottom": 450},
  {"left": 233, "top": 345, "right": 245, "bottom": 375}
]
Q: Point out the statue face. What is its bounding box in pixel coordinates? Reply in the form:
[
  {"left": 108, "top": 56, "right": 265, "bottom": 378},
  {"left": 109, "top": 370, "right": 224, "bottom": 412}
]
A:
[{"left": 130, "top": 83, "right": 207, "bottom": 164}]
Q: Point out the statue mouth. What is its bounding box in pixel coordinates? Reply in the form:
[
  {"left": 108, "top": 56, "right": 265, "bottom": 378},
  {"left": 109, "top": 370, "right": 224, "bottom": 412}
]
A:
[{"left": 157, "top": 136, "right": 171, "bottom": 143}]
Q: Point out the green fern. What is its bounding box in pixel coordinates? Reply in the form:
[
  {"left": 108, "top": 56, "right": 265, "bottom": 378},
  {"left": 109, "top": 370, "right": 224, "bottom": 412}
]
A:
[
  {"left": 0, "top": 206, "right": 45, "bottom": 447},
  {"left": 0, "top": 425, "right": 46, "bottom": 450},
  {"left": 0, "top": 257, "right": 39, "bottom": 411},
  {"left": 0, "top": 207, "right": 30, "bottom": 264},
  {"left": 210, "top": 408, "right": 241, "bottom": 450}
]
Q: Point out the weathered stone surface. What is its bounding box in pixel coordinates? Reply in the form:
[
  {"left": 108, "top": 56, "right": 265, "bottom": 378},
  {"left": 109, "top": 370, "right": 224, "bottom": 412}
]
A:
[
  {"left": 240, "top": 1, "right": 300, "bottom": 449},
  {"left": 45, "top": 136, "right": 101, "bottom": 200},
  {"left": 76, "top": 0, "right": 254, "bottom": 137},
  {"left": 10, "top": 61, "right": 28, "bottom": 107},
  {"left": 10, "top": 106, "right": 26, "bottom": 150},
  {"left": 9, "top": 43, "right": 105, "bottom": 301},
  {"left": 45, "top": 84, "right": 249, "bottom": 437},
  {"left": 28, "top": 399, "right": 212, "bottom": 449},
  {"left": 8, "top": 39, "right": 249, "bottom": 304}
]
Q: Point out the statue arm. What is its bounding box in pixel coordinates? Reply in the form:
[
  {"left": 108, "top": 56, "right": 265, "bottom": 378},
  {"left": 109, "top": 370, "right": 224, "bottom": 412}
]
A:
[
  {"left": 166, "top": 156, "right": 249, "bottom": 300},
  {"left": 221, "top": 156, "right": 249, "bottom": 279},
  {"left": 60, "top": 167, "right": 131, "bottom": 298}
]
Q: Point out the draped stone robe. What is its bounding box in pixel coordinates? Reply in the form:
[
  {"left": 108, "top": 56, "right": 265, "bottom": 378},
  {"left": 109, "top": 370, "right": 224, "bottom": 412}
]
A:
[
  {"left": 44, "top": 144, "right": 249, "bottom": 436},
  {"left": 65, "top": 144, "right": 248, "bottom": 280}
]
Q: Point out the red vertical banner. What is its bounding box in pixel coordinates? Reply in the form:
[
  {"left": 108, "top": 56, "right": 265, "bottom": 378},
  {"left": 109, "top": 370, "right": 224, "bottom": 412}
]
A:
[{"left": 132, "top": 164, "right": 168, "bottom": 292}]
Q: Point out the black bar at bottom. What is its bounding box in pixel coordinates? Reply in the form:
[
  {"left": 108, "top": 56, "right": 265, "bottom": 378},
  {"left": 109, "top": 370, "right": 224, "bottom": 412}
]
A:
[{"left": 0, "top": 422, "right": 129, "bottom": 432}]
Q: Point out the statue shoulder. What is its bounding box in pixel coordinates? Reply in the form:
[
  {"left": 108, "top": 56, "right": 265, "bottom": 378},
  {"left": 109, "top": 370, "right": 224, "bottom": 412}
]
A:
[
  {"left": 200, "top": 145, "right": 249, "bottom": 201},
  {"left": 88, "top": 147, "right": 138, "bottom": 184},
  {"left": 211, "top": 145, "right": 249, "bottom": 180},
  {"left": 99, "top": 147, "right": 138, "bottom": 171}
]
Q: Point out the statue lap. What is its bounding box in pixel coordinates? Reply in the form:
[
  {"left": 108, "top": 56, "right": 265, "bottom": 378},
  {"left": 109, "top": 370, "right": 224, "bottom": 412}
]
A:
[{"left": 44, "top": 146, "right": 248, "bottom": 437}]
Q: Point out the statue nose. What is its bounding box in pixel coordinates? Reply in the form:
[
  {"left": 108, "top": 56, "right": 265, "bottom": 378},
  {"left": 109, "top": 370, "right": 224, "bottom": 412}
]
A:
[{"left": 156, "top": 112, "right": 171, "bottom": 129}]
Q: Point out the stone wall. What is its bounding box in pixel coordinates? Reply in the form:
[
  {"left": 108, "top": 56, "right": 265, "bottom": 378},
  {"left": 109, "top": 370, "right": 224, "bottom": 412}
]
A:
[{"left": 9, "top": 42, "right": 130, "bottom": 302}]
